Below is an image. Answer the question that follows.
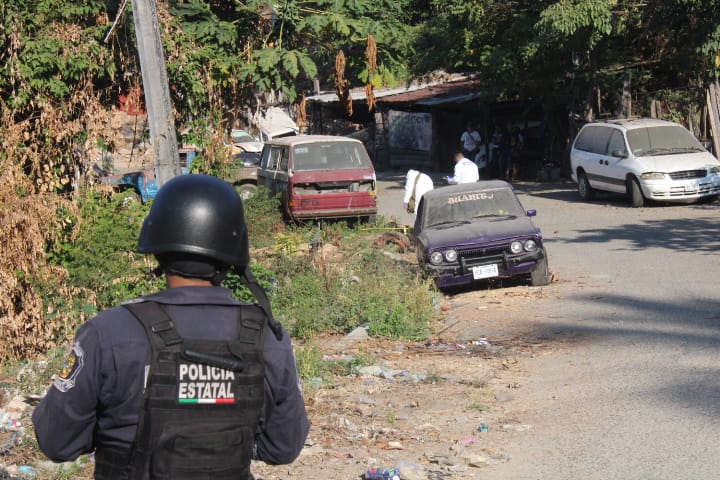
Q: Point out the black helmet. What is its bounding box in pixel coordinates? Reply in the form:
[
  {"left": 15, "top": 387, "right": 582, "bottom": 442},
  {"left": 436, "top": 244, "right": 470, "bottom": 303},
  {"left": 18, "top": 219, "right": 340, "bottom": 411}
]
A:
[{"left": 137, "top": 174, "right": 249, "bottom": 267}]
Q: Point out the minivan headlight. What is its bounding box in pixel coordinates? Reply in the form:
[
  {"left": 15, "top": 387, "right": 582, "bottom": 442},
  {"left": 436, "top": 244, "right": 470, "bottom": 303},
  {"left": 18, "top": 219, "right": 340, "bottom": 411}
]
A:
[
  {"left": 709, "top": 166, "right": 720, "bottom": 175},
  {"left": 640, "top": 172, "right": 666, "bottom": 180}
]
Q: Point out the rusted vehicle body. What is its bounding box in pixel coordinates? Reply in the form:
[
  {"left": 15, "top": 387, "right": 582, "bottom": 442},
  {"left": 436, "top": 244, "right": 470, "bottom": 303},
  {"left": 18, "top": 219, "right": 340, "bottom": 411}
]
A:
[{"left": 257, "top": 135, "right": 377, "bottom": 222}]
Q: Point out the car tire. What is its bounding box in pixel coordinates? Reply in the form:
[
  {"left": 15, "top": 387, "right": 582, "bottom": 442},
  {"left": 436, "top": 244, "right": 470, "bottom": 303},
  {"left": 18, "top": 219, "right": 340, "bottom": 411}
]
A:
[
  {"left": 577, "top": 171, "right": 596, "bottom": 201},
  {"left": 530, "top": 254, "right": 550, "bottom": 286},
  {"left": 235, "top": 183, "right": 257, "bottom": 200},
  {"left": 628, "top": 177, "right": 645, "bottom": 207}
]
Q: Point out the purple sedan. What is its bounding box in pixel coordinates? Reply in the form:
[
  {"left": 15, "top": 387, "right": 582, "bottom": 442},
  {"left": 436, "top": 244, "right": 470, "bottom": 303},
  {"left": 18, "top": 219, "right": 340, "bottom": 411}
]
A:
[{"left": 410, "top": 180, "right": 550, "bottom": 289}]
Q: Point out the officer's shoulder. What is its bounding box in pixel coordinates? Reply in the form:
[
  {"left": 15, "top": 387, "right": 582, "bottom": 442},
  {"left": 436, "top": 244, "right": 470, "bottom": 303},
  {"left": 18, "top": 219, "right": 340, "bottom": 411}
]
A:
[
  {"left": 120, "top": 298, "right": 146, "bottom": 306},
  {"left": 87, "top": 302, "right": 146, "bottom": 331}
]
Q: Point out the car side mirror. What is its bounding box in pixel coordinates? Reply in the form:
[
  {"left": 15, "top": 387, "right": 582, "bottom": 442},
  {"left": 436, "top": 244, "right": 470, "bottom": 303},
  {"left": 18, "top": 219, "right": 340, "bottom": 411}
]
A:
[
  {"left": 526, "top": 209, "right": 536, "bottom": 217},
  {"left": 611, "top": 149, "right": 628, "bottom": 158}
]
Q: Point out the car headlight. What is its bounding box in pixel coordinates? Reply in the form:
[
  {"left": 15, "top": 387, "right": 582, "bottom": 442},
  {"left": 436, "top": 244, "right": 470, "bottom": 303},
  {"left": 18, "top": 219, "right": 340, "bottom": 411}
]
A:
[
  {"left": 429, "top": 251, "right": 444, "bottom": 265},
  {"left": 640, "top": 172, "right": 666, "bottom": 180},
  {"left": 524, "top": 239, "right": 538, "bottom": 252},
  {"left": 510, "top": 240, "right": 523, "bottom": 254},
  {"left": 444, "top": 249, "right": 458, "bottom": 262},
  {"left": 709, "top": 166, "right": 720, "bottom": 174}
]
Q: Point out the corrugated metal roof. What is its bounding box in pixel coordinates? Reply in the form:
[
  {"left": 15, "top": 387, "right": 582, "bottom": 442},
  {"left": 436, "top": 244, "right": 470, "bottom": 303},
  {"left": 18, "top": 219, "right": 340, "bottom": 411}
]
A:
[
  {"left": 305, "top": 75, "right": 482, "bottom": 105},
  {"left": 379, "top": 79, "right": 483, "bottom": 104}
]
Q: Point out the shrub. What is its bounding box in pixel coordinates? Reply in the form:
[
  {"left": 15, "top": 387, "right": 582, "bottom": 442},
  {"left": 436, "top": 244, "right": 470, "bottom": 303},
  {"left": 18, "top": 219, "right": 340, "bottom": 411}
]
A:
[
  {"left": 242, "top": 186, "right": 285, "bottom": 248},
  {"left": 47, "top": 189, "right": 161, "bottom": 310},
  {"left": 268, "top": 224, "right": 436, "bottom": 340}
]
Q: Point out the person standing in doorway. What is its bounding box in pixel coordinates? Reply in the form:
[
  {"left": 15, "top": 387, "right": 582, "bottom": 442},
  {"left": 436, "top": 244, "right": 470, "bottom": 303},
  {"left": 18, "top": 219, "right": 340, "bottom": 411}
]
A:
[{"left": 460, "top": 123, "right": 482, "bottom": 160}]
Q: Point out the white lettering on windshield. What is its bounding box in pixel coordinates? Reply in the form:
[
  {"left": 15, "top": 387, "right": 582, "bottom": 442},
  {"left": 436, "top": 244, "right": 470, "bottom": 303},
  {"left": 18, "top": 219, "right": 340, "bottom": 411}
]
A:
[{"left": 447, "top": 192, "right": 495, "bottom": 204}]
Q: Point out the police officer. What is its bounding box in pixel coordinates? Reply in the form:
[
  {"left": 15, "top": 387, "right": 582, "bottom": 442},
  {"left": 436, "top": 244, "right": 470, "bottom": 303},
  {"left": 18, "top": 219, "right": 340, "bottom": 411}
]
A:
[{"left": 32, "top": 174, "right": 310, "bottom": 479}]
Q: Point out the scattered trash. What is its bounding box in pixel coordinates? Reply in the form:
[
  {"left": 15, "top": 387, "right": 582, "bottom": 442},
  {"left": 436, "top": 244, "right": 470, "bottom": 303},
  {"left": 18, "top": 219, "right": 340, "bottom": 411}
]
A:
[
  {"left": 322, "top": 354, "right": 355, "bottom": 362},
  {"left": 16, "top": 466, "right": 36, "bottom": 478},
  {"left": 477, "top": 423, "right": 490, "bottom": 433},
  {"left": 471, "top": 338, "right": 489, "bottom": 346},
  {"left": 501, "top": 424, "right": 531, "bottom": 432},
  {"left": 394, "top": 459, "right": 427, "bottom": 480},
  {"left": 365, "top": 466, "right": 401, "bottom": 480}
]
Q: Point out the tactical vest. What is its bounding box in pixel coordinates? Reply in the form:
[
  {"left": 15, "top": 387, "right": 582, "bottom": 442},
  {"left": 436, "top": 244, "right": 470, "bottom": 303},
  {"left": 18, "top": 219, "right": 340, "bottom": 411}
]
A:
[{"left": 95, "top": 301, "right": 266, "bottom": 480}]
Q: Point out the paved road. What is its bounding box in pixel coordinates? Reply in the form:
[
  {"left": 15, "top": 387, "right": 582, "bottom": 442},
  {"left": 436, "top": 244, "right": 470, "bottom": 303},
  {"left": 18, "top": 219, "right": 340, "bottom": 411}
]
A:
[{"left": 376, "top": 174, "right": 720, "bottom": 480}]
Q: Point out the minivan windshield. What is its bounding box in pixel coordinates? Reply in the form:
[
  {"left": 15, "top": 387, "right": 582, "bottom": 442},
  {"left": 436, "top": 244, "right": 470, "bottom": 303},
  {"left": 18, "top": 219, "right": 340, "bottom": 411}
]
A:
[
  {"left": 291, "top": 141, "right": 372, "bottom": 171},
  {"left": 626, "top": 125, "right": 704, "bottom": 157}
]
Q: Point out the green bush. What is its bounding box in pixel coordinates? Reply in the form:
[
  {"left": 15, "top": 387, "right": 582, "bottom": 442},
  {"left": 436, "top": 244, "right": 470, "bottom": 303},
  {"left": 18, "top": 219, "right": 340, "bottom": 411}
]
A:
[
  {"left": 44, "top": 184, "right": 437, "bottom": 347},
  {"left": 269, "top": 227, "right": 436, "bottom": 341},
  {"left": 47, "top": 190, "right": 161, "bottom": 310},
  {"left": 242, "top": 186, "right": 285, "bottom": 248}
]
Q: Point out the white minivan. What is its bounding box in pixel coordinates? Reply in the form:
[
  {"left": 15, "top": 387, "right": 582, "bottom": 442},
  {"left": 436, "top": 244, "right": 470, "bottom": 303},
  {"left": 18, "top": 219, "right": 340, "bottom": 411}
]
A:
[{"left": 570, "top": 118, "right": 720, "bottom": 206}]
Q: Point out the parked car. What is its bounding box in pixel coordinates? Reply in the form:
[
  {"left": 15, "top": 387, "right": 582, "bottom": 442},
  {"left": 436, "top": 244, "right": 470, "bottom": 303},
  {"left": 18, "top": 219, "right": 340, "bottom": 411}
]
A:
[
  {"left": 410, "top": 181, "right": 549, "bottom": 289},
  {"left": 570, "top": 118, "right": 720, "bottom": 207},
  {"left": 227, "top": 151, "right": 261, "bottom": 200},
  {"left": 99, "top": 146, "right": 196, "bottom": 203},
  {"left": 229, "top": 129, "right": 264, "bottom": 154},
  {"left": 257, "top": 135, "right": 377, "bottom": 222}
]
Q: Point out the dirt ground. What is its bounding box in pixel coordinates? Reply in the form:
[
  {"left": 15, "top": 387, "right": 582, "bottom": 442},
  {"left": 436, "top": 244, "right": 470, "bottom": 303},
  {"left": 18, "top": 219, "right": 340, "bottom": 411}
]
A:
[
  {"left": 0, "top": 282, "right": 573, "bottom": 480},
  {"left": 252, "top": 281, "right": 577, "bottom": 480}
]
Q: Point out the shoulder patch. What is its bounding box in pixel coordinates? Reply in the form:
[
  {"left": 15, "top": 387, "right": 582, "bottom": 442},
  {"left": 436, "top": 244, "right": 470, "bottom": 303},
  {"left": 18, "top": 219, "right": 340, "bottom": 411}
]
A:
[
  {"left": 53, "top": 342, "right": 85, "bottom": 392},
  {"left": 120, "top": 298, "right": 146, "bottom": 305}
]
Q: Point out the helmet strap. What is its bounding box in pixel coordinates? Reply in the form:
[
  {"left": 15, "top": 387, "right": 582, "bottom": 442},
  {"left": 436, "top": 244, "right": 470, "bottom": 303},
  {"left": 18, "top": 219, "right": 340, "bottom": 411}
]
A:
[{"left": 240, "top": 266, "right": 284, "bottom": 341}]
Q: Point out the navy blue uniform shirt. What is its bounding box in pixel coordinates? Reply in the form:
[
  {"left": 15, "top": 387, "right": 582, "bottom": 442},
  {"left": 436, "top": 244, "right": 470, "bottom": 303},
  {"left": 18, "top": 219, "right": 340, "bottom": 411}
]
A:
[{"left": 32, "top": 286, "right": 309, "bottom": 465}]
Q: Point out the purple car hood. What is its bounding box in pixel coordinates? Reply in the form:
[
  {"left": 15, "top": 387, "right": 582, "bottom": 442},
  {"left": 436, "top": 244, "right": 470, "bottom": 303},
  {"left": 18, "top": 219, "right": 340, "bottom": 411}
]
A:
[{"left": 418, "top": 216, "right": 540, "bottom": 248}]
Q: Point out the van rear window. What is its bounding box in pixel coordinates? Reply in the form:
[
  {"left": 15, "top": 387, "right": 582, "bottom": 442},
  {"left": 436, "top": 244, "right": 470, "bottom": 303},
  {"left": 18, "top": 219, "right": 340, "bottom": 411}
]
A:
[{"left": 292, "top": 142, "right": 372, "bottom": 171}]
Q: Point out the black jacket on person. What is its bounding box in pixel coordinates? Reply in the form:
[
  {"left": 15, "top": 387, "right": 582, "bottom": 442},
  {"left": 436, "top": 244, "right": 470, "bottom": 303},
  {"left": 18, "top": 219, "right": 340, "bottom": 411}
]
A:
[{"left": 32, "top": 286, "right": 309, "bottom": 467}]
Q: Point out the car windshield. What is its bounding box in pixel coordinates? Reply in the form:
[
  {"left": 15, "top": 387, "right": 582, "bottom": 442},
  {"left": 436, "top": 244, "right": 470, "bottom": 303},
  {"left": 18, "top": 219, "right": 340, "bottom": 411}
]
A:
[
  {"left": 231, "top": 131, "right": 256, "bottom": 143},
  {"left": 423, "top": 188, "right": 525, "bottom": 228},
  {"left": 291, "top": 141, "right": 372, "bottom": 171},
  {"left": 626, "top": 125, "right": 704, "bottom": 157}
]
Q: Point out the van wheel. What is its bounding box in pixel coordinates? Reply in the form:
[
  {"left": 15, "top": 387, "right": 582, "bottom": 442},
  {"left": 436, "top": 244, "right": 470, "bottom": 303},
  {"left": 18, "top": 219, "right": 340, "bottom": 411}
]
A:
[
  {"left": 628, "top": 177, "right": 645, "bottom": 207},
  {"left": 235, "top": 183, "right": 257, "bottom": 200},
  {"left": 361, "top": 215, "right": 377, "bottom": 225},
  {"left": 577, "top": 171, "right": 595, "bottom": 201}
]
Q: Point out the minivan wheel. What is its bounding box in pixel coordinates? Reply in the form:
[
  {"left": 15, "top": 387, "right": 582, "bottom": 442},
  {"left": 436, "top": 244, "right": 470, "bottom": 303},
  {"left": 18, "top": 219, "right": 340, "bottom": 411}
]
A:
[
  {"left": 628, "top": 177, "right": 645, "bottom": 207},
  {"left": 577, "top": 171, "right": 596, "bottom": 201}
]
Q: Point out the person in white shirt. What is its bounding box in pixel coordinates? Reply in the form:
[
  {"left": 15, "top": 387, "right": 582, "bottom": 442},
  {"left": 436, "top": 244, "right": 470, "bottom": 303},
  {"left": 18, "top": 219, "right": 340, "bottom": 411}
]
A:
[
  {"left": 403, "top": 169, "right": 434, "bottom": 214},
  {"left": 460, "top": 124, "right": 482, "bottom": 159},
  {"left": 446, "top": 152, "right": 480, "bottom": 184}
]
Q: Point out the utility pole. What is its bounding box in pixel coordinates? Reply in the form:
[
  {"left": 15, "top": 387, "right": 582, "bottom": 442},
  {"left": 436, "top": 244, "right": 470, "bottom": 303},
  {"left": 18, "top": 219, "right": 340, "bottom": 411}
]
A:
[{"left": 131, "top": 0, "right": 180, "bottom": 186}]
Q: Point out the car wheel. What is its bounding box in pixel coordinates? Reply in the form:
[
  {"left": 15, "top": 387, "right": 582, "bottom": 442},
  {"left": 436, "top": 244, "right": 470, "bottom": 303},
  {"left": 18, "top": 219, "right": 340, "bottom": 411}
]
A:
[
  {"left": 577, "top": 171, "right": 596, "bottom": 201},
  {"left": 235, "top": 183, "right": 257, "bottom": 200},
  {"left": 628, "top": 177, "right": 645, "bottom": 207},
  {"left": 530, "top": 254, "right": 550, "bottom": 286}
]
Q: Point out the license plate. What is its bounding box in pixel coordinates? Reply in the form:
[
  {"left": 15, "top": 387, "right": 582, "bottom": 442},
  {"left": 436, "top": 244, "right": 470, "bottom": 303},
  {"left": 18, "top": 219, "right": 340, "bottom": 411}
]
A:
[
  {"left": 685, "top": 182, "right": 699, "bottom": 193},
  {"left": 472, "top": 264, "right": 499, "bottom": 280}
]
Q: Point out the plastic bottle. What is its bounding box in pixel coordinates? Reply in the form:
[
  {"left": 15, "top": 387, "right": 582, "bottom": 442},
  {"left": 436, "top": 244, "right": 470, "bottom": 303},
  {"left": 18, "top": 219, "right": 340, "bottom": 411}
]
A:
[{"left": 365, "top": 467, "right": 401, "bottom": 480}]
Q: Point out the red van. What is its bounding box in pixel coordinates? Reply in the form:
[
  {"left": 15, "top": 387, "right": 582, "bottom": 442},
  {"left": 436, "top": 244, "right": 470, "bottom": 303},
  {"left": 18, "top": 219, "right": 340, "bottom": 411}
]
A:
[{"left": 257, "top": 135, "right": 377, "bottom": 222}]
